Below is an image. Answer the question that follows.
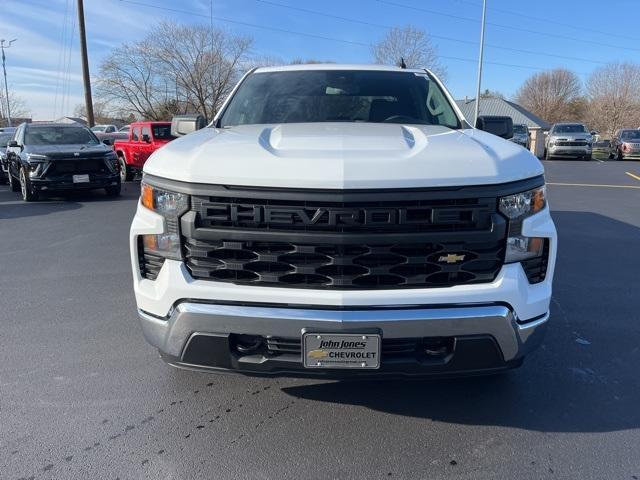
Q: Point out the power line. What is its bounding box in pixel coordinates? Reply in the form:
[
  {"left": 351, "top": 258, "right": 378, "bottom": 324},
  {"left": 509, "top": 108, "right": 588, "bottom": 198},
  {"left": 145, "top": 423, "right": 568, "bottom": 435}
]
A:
[
  {"left": 113, "top": 0, "right": 588, "bottom": 75},
  {"left": 254, "top": 0, "right": 607, "bottom": 65},
  {"left": 376, "top": 0, "right": 640, "bottom": 55},
  {"left": 449, "top": 0, "right": 640, "bottom": 44}
]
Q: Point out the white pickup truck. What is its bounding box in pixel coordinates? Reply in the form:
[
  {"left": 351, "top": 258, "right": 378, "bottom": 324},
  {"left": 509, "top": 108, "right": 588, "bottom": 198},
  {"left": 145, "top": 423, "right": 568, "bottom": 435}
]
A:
[{"left": 129, "top": 64, "right": 556, "bottom": 378}]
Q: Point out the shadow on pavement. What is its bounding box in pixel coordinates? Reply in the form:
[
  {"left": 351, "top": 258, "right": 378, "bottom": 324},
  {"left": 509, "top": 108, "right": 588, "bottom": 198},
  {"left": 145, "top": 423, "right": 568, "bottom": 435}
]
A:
[
  {"left": 0, "top": 182, "right": 140, "bottom": 219},
  {"left": 282, "top": 211, "right": 640, "bottom": 433}
]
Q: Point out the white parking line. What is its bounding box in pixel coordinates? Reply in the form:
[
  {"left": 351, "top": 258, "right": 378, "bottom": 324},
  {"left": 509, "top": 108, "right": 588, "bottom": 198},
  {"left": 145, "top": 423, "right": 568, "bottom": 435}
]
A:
[
  {"left": 625, "top": 171, "right": 640, "bottom": 182},
  {"left": 547, "top": 182, "right": 640, "bottom": 190}
]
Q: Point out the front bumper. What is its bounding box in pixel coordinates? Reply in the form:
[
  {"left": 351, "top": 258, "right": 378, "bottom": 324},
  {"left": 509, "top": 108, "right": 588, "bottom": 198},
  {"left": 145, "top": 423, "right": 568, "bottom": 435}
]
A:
[
  {"left": 131, "top": 197, "right": 556, "bottom": 377},
  {"left": 548, "top": 145, "right": 591, "bottom": 157},
  {"left": 30, "top": 173, "right": 120, "bottom": 191},
  {"left": 140, "top": 303, "right": 547, "bottom": 377}
]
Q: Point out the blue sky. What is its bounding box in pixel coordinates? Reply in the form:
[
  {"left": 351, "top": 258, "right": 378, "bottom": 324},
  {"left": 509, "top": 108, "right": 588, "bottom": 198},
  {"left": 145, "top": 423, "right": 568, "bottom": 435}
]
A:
[{"left": 3, "top": 0, "right": 640, "bottom": 119}]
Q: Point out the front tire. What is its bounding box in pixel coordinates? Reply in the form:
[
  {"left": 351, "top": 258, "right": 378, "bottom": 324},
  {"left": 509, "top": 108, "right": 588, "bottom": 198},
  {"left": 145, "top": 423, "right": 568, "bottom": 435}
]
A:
[
  {"left": 8, "top": 169, "right": 20, "bottom": 192},
  {"left": 584, "top": 153, "right": 592, "bottom": 161},
  {"left": 118, "top": 157, "right": 133, "bottom": 182},
  {"left": 105, "top": 181, "right": 121, "bottom": 197},
  {"left": 19, "top": 167, "right": 38, "bottom": 202}
]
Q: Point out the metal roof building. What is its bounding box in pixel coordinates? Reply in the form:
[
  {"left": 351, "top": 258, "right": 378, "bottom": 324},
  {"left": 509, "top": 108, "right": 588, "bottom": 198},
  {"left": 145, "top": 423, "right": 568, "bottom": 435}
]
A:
[{"left": 455, "top": 97, "right": 551, "bottom": 130}]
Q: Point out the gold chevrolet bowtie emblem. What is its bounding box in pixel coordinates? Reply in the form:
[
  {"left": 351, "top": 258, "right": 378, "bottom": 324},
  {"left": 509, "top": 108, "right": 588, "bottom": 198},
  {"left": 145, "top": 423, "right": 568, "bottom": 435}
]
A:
[
  {"left": 438, "top": 253, "right": 466, "bottom": 264},
  {"left": 308, "top": 349, "right": 329, "bottom": 359}
]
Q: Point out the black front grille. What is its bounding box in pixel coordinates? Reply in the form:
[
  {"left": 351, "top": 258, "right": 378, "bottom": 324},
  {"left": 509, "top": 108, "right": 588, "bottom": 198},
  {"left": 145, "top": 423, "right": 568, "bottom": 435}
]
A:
[
  {"left": 184, "top": 238, "right": 504, "bottom": 289},
  {"left": 177, "top": 183, "right": 520, "bottom": 290},
  {"left": 47, "top": 159, "right": 109, "bottom": 175},
  {"left": 266, "top": 336, "right": 453, "bottom": 361},
  {"left": 556, "top": 141, "right": 587, "bottom": 147}
]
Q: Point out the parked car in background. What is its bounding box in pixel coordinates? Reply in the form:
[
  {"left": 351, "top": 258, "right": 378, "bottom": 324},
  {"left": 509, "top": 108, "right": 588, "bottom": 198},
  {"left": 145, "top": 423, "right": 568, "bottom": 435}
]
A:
[
  {"left": 609, "top": 129, "right": 640, "bottom": 160},
  {"left": 113, "top": 121, "right": 175, "bottom": 181},
  {"left": 91, "top": 124, "right": 118, "bottom": 134},
  {"left": 544, "top": 123, "right": 593, "bottom": 160},
  {"left": 5, "top": 123, "right": 120, "bottom": 201},
  {"left": 511, "top": 124, "right": 530, "bottom": 149},
  {"left": 0, "top": 131, "right": 15, "bottom": 183}
]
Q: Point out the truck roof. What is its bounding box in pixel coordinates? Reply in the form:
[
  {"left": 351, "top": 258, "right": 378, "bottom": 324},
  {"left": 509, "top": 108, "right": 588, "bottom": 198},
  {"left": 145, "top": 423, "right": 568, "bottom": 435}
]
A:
[
  {"left": 253, "top": 63, "right": 430, "bottom": 74},
  {"left": 130, "top": 121, "right": 171, "bottom": 125}
]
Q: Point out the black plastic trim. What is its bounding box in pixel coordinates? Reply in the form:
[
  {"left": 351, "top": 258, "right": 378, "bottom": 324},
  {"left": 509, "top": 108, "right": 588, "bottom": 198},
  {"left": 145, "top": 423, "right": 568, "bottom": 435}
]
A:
[{"left": 143, "top": 173, "right": 545, "bottom": 201}]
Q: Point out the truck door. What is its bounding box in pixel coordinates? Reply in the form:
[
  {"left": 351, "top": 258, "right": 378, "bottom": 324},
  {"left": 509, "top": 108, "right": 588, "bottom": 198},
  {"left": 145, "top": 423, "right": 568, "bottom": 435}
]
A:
[
  {"left": 139, "top": 125, "right": 155, "bottom": 164},
  {"left": 130, "top": 126, "right": 141, "bottom": 167}
]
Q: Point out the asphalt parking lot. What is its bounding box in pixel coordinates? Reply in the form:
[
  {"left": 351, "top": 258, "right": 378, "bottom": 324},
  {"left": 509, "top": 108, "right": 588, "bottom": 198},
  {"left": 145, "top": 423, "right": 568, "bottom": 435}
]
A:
[{"left": 1, "top": 160, "right": 640, "bottom": 480}]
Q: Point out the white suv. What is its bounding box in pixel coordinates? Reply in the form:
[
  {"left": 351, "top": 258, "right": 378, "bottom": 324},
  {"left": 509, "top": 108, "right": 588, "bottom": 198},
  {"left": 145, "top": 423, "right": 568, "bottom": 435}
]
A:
[{"left": 129, "top": 64, "right": 556, "bottom": 378}]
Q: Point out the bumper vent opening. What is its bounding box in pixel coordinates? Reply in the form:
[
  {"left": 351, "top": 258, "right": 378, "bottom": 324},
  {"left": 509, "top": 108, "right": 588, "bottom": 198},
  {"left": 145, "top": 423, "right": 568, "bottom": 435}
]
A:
[
  {"left": 138, "top": 237, "right": 165, "bottom": 280},
  {"left": 521, "top": 239, "right": 550, "bottom": 284}
]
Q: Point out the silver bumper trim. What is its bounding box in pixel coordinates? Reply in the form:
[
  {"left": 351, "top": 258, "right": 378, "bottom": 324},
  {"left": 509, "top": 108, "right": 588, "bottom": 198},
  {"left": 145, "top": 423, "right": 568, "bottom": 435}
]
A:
[{"left": 138, "top": 302, "right": 549, "bottom": 362}]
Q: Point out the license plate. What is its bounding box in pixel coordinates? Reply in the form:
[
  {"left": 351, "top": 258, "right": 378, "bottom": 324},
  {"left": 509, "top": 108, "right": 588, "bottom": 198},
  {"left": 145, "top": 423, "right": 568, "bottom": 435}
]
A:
[
  {"left": 303, "top": 333, "right": 381, "bottom": 369},
  {"left": 73, "top": 174, "right": 90, "bottom": 183}
]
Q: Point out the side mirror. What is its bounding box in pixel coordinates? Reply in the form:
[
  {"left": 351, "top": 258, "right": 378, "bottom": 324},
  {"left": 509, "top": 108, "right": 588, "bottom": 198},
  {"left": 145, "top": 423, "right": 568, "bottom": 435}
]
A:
[
  {"left": 142, "top": 133, "right": 151, "bottom": 143},
  {"left": 8, "top": 140, "right": 19, "bottom": 148},
  {"left": 475, "top": 115, "right": 514, "bottom": 140},
  {"left": 590, "top": 131, "right": 597, "bottom": 136},
  {"left": 543, "top": 131, "right": 549, "bottom": 136},
  {"left": 102, "top": 138, "right": 113, "bottom": 146},
  {"left": 171, "top": 114, "right": 207, "bottom": 137}
]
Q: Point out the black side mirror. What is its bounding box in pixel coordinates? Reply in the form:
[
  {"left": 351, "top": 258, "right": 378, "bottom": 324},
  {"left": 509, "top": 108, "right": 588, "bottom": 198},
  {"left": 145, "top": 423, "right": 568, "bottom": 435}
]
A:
[
  {"left": 102, "top": 138, "right": 113, "bottom": 146},
  {"left": 590, "top": 131, "right": 597, "bottom": 136},
  {"left": 8, "top": 140, "right": 19, "bottom": 148},
  {"left": 475, "top": 115, "right": 514, "bottom": 140},
  {"left": 142, "top": 134, "right": 151, "bottom": 143},
  {"left": 171, "top": 114, "right": 207, "bottom": 137}
]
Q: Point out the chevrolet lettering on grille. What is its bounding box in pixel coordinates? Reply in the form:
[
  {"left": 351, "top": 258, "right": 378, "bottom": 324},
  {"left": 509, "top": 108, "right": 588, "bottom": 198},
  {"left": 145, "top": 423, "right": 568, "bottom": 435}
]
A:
[{"left": 202, "top": 203, "right": 475, "bottom": 228}]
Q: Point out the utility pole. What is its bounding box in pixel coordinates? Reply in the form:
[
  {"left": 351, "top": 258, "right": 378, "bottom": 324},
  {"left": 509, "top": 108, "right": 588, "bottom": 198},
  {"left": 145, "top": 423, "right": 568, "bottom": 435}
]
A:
[
  {"left": 77, "top": 0, "right": 95, "bottom": 127},
  {"left": 1, "top": 38, "right": 16, "bottom": 127},
  {"left": 473, "top": 0, "right": 487, "bottom": 126}
]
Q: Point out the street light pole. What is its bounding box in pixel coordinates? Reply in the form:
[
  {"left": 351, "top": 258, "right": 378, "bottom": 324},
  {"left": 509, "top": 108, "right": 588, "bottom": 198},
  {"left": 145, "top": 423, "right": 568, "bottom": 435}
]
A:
[
  {"left": 473, "top": 0, "right": 487, "bottom": 126},
  {"left": 1, "top": 38, "right": 16, "bottom": 127},
  {"left": 77, "top": 0, "right": 95, "bottom": 127}
]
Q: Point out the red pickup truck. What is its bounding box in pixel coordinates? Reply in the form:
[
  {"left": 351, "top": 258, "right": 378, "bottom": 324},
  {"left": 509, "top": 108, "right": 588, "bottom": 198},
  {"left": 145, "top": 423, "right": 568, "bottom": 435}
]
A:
[{"left": 113, "top": 121, "right": 175, "bottom": 181}]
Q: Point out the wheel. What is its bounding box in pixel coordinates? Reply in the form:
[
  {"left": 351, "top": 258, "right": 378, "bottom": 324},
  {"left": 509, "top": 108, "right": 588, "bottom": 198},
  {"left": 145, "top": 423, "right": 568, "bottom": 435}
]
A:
[
  {"left": 19, "top": 167, "right": 38, "bottom": 202},
  {"left": 105, "top": 181, "right": 121, "bottom": 197},
  {"left": 8, "top": 168, "right": 20, "bottom": 192},
  {"left": 118, "top": 156, "right": 133, "bottom": 182},
  {"left": 584, "top": 154, "right": 592, "bottom": 161}
]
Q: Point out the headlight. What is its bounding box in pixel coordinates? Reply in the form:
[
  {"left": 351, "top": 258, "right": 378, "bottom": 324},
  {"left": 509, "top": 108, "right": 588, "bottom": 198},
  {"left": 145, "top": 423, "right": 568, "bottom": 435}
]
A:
[
  {"left": 140, "top": 182, "right": 189, "bottom": 260},
  {"left": 499, "top": 186, "right": 546, "bottom": 263}
]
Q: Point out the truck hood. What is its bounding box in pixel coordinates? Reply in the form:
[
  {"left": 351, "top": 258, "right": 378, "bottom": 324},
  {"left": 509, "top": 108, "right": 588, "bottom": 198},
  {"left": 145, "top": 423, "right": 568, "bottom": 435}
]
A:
[
  {"left": 27, "top": 143, "right": 113, "bottom": 159},
  {"left": 144, "top": 123, "right": 544, "bottom": 189}
]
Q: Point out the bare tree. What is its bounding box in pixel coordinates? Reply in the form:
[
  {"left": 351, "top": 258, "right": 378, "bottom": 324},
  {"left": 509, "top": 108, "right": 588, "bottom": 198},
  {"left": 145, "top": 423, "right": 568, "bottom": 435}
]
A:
[
  {"left": 96, "top": 22, "right": 252, "bottom": 121},
  {"left": 0, "top": 88, "right": 31, "bottom": 125},
  {"left": 480, "top": 89, "right": 504, "bottom": 99},
  {"left": 372, "top": 25, "right": 446, "bottom": 78},
  {"left": 515, "top": 69, "right": 583, "bottom": 124},
  {"left": 586, "top": 63, "right": 640, "bottom": 137}
]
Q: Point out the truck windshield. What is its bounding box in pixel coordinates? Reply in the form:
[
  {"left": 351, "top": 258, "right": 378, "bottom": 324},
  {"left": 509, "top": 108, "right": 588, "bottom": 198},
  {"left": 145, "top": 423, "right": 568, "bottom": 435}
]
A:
[
  {"left": 220, "top": 70, "right": 461, "bottom": 128},
  {"left": 621, "top": 130, "right": 640, "bottom": 141},
  {"left": 0, "top": 133, "right": 12, "bottom": 147},
  {"left": 554, "top": 124, "right": 586, "bottom": 134},
  {"left": 25, "top": 126, "right": 99, "bottom": 146},
  {"left": 152, "top": 125, "right": 175, "bottom": 140}
]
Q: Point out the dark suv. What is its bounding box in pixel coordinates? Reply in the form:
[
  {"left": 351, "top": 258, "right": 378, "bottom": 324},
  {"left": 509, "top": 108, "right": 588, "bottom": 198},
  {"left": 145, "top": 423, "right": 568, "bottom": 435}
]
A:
[{"left": 5, "top": 123, "right": 121, "bottom": 201}]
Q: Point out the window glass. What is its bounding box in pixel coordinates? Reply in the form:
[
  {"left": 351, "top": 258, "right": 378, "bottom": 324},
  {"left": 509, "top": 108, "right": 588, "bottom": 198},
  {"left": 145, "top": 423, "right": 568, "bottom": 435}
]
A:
[
  {"left": 24, "top": 126, "right": 99, "bottom": 145},
  {"left": 141, "top": 126, "right": 151, "bottom": 140},
  {"left": 152, "top": 124, "right": 175, "bottom": 140},
  {"left": 620, "top": 130, "right": 640, "bottom": 141},
  {"left": 220, "top": 70, "right": 460, "bottom": 128},
  {"left": 132, "top": 127, "right": 140, "bottom": 141}
]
